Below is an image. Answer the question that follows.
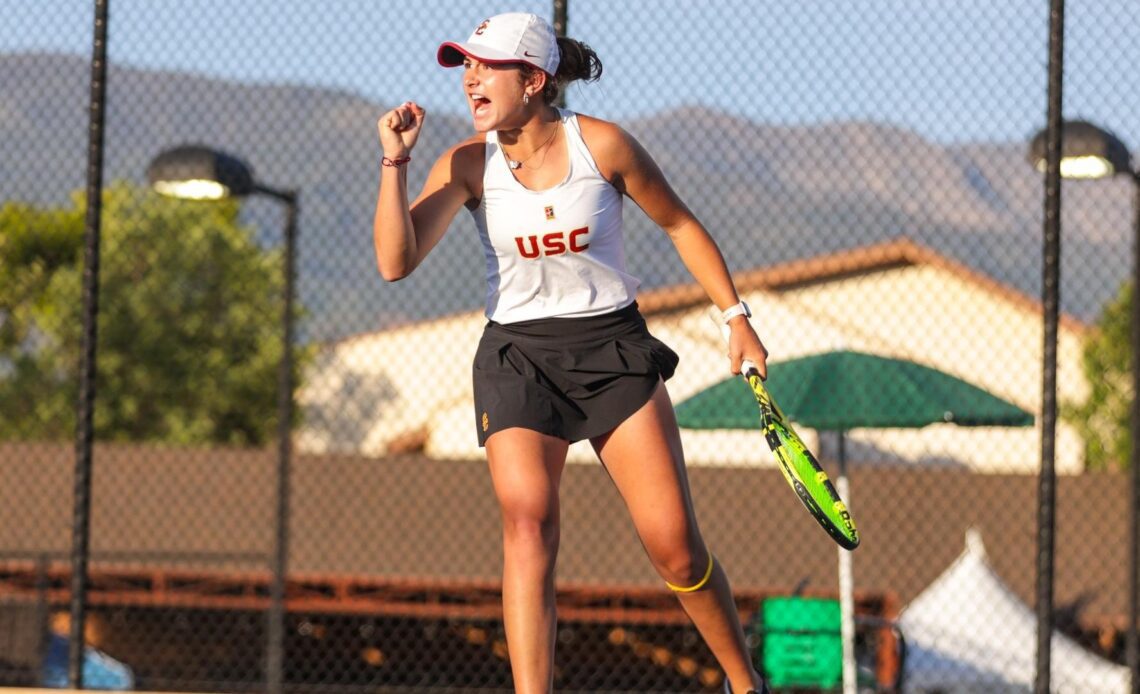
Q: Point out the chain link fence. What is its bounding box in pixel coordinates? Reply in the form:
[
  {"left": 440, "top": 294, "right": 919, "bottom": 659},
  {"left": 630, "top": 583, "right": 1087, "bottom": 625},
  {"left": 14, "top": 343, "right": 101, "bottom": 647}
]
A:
[{"left": 1, "top": 1, "right": 1138, "bottom": 691}]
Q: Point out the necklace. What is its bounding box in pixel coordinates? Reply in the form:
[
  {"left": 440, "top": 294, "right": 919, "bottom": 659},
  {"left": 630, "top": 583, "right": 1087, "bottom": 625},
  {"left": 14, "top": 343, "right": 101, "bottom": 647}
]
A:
[{"left": 504, "top": 124, "right": 559, "bottom": 170}]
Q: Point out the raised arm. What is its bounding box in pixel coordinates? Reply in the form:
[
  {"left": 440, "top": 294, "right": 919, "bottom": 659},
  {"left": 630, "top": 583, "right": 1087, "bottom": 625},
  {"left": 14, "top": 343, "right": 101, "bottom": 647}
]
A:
[
  {"left": 373, "top": 101, "right": 480, "bottom": 281},
  {"left": 580, "top": 116, "right": 769, "bottom": 377}
]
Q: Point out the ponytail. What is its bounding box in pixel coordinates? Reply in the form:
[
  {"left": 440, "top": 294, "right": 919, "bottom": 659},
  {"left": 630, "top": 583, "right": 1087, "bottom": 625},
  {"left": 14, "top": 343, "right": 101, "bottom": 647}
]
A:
[{"left": 541, "top": 37, "right": 603, "bottom": 103}]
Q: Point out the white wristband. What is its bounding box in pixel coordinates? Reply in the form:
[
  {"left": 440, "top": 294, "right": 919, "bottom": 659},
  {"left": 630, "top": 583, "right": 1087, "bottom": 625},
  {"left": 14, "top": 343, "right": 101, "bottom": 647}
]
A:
[{"left": 720, "top": 301, "right": 751, "bottom": 324}]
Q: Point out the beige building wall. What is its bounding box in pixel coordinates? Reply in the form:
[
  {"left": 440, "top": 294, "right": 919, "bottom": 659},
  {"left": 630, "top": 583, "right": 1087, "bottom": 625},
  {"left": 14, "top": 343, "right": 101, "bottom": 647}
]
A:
[
  {"left": 300, "top": 250, "right": 1091, "bottom": 474},
  {"left": 297, "top": 312, "right": 482, "bottom": 456},
  {"left": 766, "top": 264, "right": 1088, "bottom": 473}
]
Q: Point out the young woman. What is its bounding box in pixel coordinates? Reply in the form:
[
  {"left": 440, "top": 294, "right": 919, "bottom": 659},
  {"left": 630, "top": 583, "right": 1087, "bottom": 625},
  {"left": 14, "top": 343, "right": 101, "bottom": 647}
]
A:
[{"left": 373, "top": 12, "right": 770, "bottom": 694}]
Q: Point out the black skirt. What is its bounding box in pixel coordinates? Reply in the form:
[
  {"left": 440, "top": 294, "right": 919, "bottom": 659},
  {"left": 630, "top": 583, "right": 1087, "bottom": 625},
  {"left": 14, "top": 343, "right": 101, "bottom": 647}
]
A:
[{"left": 472, "top": 302, "right": 680, "bottom": 447}]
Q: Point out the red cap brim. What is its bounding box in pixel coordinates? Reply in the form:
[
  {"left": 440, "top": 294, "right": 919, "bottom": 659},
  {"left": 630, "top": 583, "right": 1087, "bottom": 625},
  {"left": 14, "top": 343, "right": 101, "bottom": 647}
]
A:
[
  {"left": 437, "top": 42, "right": 468, "bottom": 67},
  {"left": 437, "top": 42, "right": 542, "bottom": 70}
]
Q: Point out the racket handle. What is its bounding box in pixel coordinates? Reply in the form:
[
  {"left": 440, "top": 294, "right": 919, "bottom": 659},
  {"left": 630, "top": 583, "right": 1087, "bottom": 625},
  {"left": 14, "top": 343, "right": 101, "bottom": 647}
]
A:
[{"left": 709, "top": 306, "right": 760, "bottom": 377}]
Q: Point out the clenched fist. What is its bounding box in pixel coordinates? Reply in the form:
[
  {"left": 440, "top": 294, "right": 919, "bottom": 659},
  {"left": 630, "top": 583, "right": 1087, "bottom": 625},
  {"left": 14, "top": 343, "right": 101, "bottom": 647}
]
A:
[{"left": 377, "top": 101, "right": 426, "bottom": 159}]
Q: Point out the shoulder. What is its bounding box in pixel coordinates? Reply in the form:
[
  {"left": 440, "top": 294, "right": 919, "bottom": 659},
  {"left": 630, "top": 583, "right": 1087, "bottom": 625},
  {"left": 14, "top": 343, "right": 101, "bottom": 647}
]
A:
[
  {"left": 429, "top": 133, "right": 487, "bottom": 200},
  {"left": 440, "top": 133, "right": 487, "bottom": 175},
  {"left": 574, "top": 113, "right": 650, "bottom": 194},
  {"left": 576, "top": 113, "right": 636, "bottom": 161}
]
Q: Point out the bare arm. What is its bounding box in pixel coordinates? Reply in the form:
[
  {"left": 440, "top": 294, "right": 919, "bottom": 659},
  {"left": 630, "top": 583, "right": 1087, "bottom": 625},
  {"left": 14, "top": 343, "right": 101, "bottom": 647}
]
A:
[
  {"left": 580, "top": 116, "right": 769, "bottom": 377},
  {"left": 373, "top": 101, "right": 479, "bottom": 281}
]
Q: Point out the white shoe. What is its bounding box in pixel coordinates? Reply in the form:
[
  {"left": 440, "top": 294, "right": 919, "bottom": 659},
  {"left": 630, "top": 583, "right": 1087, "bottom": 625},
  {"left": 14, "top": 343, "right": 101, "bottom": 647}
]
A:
[{"left": 724, "top": 679, "right": 771, "bottom": 694}]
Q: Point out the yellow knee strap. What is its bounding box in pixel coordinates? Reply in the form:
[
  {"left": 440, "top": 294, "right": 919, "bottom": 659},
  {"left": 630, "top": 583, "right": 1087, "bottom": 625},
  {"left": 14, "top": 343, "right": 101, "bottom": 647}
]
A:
[{"left": 665, "top": 553, "right": 715, "bottom": 593}]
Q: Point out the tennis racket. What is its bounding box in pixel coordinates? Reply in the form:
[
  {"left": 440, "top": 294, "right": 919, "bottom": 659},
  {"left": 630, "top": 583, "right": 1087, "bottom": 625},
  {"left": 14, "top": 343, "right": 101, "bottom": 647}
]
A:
[{"left": 714, "top": 314, "right": 860, "bottom": 550}]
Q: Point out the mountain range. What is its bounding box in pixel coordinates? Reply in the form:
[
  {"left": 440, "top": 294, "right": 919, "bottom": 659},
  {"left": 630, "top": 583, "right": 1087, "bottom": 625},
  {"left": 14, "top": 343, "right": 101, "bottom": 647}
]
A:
[{"left": 2, "top": 52, "right": 1133, "bottom": 342}]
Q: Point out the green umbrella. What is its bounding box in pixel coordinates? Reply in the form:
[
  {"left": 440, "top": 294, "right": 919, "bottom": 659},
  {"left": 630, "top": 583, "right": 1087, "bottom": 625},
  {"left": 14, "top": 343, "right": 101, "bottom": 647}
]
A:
[
  {"left": 675, "top": 350, "right": 1034, "bottom": 432},
  {"left": 675, "top": 349, "right": 1034, "bottom": 694}
]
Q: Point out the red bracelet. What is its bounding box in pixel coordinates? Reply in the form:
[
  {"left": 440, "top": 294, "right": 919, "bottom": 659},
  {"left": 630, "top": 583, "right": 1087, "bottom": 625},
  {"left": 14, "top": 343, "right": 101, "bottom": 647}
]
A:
[{"left": 382, "top": 155, "right": 411, "bottom": 167}]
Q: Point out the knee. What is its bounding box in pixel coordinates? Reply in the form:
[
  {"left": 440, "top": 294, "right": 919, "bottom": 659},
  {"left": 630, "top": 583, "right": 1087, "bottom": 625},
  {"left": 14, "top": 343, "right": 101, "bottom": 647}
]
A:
[
  {"left": 641, "top": 520, "right": 705, "bottom": 585},
  {"left": 499, "top": 506, "right": 560, "bottom": 550},
  {"left": 653, "top": 545, "right": 710, "bottom": 588}
]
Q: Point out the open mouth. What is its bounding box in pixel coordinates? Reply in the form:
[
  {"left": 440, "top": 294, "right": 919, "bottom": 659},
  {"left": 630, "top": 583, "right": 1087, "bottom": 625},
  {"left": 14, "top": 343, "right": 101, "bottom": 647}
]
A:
[{"left": 470, "top": 94, "right": 490, "bottom": 116}]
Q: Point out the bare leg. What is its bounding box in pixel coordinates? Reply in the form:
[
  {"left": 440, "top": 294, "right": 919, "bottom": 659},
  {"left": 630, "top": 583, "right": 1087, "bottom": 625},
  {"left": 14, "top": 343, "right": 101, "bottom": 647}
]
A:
[
  {"left": 591, "top": 382, "right": 764, "bottom": 693},
  {"left": 485, "top": 428, "right": 569, "bottom": 694}
]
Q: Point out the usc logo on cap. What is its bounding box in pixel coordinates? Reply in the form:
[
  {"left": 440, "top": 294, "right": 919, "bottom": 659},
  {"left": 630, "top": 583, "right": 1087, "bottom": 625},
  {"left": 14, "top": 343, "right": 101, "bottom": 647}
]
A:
[{"left": 474, "top": 19, "right": 490, "bottom": 35}]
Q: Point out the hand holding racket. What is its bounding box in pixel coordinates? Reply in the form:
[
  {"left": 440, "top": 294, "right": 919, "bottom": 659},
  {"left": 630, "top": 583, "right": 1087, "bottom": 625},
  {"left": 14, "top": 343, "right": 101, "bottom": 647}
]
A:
[
  {"left": 711, "top": 309, "right": 860, "bottom": 550},
  {"left": 720, "top": 304, "right": 768, "bottom": 378}
]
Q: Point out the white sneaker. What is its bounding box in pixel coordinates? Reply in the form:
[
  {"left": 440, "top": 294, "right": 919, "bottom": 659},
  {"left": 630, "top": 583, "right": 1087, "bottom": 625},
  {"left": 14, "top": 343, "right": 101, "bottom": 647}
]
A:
[{"left": 724, "top": 679, "right": 771, "bottom": 694}]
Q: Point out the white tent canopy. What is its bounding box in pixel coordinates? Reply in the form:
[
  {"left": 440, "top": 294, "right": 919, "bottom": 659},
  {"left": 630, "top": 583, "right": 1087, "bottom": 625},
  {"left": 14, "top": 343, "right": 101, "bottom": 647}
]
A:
[{"left": 898, "top": 529, "right": 1128, "bottom": 693}]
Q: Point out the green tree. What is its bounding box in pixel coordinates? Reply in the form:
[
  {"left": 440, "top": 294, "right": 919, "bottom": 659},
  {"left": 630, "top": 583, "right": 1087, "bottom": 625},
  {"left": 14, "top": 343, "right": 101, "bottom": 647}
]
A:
[
  {"left": 1065, "top": 281, "right": 1132, "bottom": 471},
  {"left": 0, "top": 198, "right": 86, "bottom": 438},
  {"left": 0, "top": 183, "right": 308, "bottom": 446}
]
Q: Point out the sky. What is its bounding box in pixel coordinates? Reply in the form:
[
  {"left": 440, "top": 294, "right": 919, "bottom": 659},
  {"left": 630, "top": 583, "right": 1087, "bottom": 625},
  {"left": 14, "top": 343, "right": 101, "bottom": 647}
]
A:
[{"left": 3, "top": 0, "right": 1139, "bottom": 146}]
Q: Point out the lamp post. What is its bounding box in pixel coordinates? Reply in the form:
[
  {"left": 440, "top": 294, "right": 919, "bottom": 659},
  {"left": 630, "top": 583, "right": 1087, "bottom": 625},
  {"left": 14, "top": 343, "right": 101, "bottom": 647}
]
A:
[
  {"left": 147, "top": 145, "right": 298, "bottom": 694},
  {"left": 1030, "top": 120, "right": 1140, "bottom": 693}
]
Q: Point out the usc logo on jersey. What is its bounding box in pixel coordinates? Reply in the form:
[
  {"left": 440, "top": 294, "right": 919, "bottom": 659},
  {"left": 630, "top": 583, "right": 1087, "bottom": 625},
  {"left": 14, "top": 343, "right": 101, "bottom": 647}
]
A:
[{"left": 514, "top": 226, "right": 590, "bottom": 259}]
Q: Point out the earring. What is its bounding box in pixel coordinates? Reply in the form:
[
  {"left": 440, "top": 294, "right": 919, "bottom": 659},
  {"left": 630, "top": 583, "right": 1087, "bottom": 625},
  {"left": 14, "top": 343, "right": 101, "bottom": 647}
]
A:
[{"left": 523, "top": 93, "right": 530, "bottom": 105}]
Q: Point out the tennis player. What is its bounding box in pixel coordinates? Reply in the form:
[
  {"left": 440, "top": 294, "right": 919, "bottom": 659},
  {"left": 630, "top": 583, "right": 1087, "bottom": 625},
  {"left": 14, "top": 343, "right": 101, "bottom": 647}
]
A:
[{"left": 373, "top": 12, "right": 770, "bottom": 694}]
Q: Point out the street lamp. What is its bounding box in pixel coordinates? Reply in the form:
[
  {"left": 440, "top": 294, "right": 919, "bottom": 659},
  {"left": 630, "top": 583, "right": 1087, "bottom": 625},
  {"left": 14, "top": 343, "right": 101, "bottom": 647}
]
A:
[
  {"left": 147, "top": 144, "right": 298, "bottom": 694},
  {"left": 1029, "top": 120, "right": 1135, "bottom": 180},
  {"left": 1029, "top": 120, "right": 1140, "bottom": 692}
]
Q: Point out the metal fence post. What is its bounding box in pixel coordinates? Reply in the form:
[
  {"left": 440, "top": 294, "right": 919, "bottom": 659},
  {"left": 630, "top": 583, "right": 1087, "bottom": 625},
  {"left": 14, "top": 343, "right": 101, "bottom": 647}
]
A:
[
  {"left": 1129, "top": 173, "right": 1140, "bottom": 694},
  {"left": 69, "top": 0, "right": 111, "bottom": 686},
  {"left": 1035, "top": 1, "right": 1065, "bottom": 692},
  {"left": 553, "top": 0, "right": 568, "bottom": 108}
]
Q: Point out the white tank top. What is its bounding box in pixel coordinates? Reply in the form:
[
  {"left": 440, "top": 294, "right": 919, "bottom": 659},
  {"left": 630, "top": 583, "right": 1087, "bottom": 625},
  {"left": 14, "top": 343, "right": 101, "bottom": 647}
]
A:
[{"left": 471, "top": 109, "right": 640, "bottom": 323}]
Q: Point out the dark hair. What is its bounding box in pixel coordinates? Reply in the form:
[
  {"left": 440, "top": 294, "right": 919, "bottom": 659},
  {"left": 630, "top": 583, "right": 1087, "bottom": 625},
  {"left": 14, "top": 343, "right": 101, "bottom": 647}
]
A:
[{"left": 524, "top": 37, "right": 603, "bottom": 104}]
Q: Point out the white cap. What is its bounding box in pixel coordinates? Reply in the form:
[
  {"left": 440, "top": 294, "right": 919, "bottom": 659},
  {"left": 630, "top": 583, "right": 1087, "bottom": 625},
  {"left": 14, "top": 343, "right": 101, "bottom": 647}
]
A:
[{"left": 437, "top": 12, "right": 560, "bottom": 76}]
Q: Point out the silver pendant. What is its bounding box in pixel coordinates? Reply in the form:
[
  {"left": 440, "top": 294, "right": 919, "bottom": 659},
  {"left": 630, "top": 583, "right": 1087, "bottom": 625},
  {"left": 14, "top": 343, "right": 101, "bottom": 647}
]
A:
[{"left": 507, "top": 160, "right": 522, "bottom": 170}]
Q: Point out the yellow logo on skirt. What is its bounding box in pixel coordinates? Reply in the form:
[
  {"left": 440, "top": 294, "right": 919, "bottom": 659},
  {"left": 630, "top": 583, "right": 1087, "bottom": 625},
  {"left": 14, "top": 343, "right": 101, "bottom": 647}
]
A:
[{"left": 482, "top": 412, "right": 489, "bottom": 432}]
